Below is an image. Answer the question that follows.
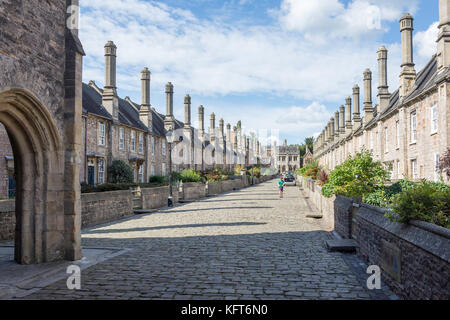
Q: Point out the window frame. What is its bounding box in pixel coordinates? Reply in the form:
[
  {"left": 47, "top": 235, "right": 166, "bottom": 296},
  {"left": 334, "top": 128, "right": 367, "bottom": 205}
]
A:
[
  {"left": 138, "top": 132, "right": 144, "bottom": 154},
  {"left": 119, "top": 127, "right": 124, "bottom": 150},
  {"left": 410, "top": 111, "right": 417, "bottom": 143},
  {"left": 98, "top": 121, "right": 106, "bottom": 146},
  {"left": 131, "top": 130, "right": 136, "bottom": 152},
  {"left": 430, "top": 105, "right": 438, "bottom": 134},
  {"left": 411, "top": 159, "right": 418, "bottom": 179},
  {"left": 98, "top": 158, "right": 105, "bottom": 184}
]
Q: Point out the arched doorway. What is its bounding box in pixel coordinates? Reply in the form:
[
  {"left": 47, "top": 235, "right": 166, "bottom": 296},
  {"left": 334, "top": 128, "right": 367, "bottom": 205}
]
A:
[{"left": 0, "top": 88, "right": 67, "bottom": 264}]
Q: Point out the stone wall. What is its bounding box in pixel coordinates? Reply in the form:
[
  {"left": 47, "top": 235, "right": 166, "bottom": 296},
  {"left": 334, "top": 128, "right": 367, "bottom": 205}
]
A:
[
  {"left": 299, "top": 176, "right": 335, "bottom": 230},
  {"left": 81, "top": 190, "right": 133, "bottom": 228},
  {"left": 0, "top": 199, "right": 14, "bottom": 240},
  {"left": 333, "top": 195, "right": 354, "bottom": 239},
  {"left": 141, "top": 186, "right": 178, "bottom": 209},
  {"left": 182, "top": 182, "right": 206, "bottom": 200},
  {"left": 356, "top": 204, "right": 450, "bottom": 300},
  {"left": 0, "top": 124, "right": 12, "bottom": 199}
]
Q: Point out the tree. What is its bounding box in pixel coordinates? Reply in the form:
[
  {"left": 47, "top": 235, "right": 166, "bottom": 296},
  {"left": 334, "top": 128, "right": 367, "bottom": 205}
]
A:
[
  {"left": 299, "top": 136, "right": 314, "bottom": 157},
  {"left": 109, "top": 160, "right": 134, "bottom": 183}
]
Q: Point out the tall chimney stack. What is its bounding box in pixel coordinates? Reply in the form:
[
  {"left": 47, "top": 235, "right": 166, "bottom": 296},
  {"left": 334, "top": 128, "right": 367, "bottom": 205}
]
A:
[
  {"left": 339, "top": 105, "right": 345, "bottom": 135},
  {"left": 353, "top": 85, "right": 361, "bottom": 126},
  {"left": 437, "top": 0, "right": 450, "bottom": 72},
  {"left": 330, "top": 118, "right": 335, "bottom": 142},
  {"left": 226, "top": 123, "right": 231, "bottom": 142},
  {"left": 377, "top": 46, "right": 390, "bottom": 113},
  {"left": 164, "top": 82, "right": 175, "bottom": 131},
  {"left": 399, "top": 13, "right": 416, "bottom": 99},
  {"left": 139, "top": 67, "right": 152, "bottom": 132},
  {"left": 184, "top": 94, "right": 191, "bottom": 127},
  {"left": 334, "top": 111, "right": 340, "bottom": 138},
  {"left": 363, "top": 69, "right": 374, "bottom": 124},
  {"left": 219, "top": 119, "right": 224, "bottom": 138},
  {"left": 210, "top": 113, "right": 216, "bottom": 142},
  {"left": 345, "top": 96, "right": 352, "bottom": 134},
  {"left": 102, "top": 41, "right": 119, "bottom": 121}
]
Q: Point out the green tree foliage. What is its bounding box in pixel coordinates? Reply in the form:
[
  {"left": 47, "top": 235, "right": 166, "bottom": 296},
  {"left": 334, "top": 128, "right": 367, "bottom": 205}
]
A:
[
  {"left": 109, "top": 160, "right": 134, "bottom": 184},
  {"left": 321, "top": 150, "right": 389, "bottom": 199}
]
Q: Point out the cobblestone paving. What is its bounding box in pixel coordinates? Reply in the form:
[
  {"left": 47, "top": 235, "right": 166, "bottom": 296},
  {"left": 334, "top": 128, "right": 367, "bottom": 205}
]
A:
[{"left": 23, "top": 181, "right": 394, "bottom": 300}]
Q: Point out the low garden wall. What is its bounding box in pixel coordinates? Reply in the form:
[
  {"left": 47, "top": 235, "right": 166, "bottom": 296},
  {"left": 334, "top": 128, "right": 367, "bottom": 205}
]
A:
[
  {"left": 182, "top": 182, "right": 206, "bottom": 200},
  {"left": 298, "top": 175, "right": 450, "bottom": 300},
  {"left": 81, "top": 190, "right": 134, "bottom": 228},
  {"left": 206, "top": 181, "right": 222, "bottom": 195},
  {"left": 0, "top": 199, "right": 15, "bottom": 240},
  {"left": 141, "top": 186, "right": 179, "bottom": 209},
  {"left": 356, "top": 204, "right": 450, "bottom": 300}
]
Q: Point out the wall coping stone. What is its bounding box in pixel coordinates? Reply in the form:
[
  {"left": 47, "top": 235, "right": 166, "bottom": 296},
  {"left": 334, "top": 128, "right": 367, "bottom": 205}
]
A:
[
  {"left": 357, "top": 205, "right": 450, "bottom": 263},
  {"left": 0, "top": 199, "right": 14, "bottom": 212},
  {"left": 81, "top": 189, "right": 133, "bottom": 201}
]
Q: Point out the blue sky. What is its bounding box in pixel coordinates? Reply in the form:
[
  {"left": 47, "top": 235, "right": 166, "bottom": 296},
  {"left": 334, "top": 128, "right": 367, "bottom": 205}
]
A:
[{"left": 78, "top": 0, "right": 439, "bottom": 145}]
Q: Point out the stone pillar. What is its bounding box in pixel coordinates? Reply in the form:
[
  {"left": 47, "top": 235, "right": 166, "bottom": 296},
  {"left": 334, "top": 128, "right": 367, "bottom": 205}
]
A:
[
  {"left": 334, "top": 111, "right": 340, "bottom": 138},
  {"left": 164, "top": 82, "right": 175, "bottom": 131},
  {"left": 102, "top": 41, "right": 119, "bottom": 121},
  {"left": 139, "top": 67, "right": 152, "bottom": 132},
  {"left": 198, "top": 105, "right": 205, "bottom": 136},
  {"left": 353, "top": 85, "right": 361, "bottom": 126},
  {"left": 438, "top": 0, "right": 450, "bottom": 72},
  {"left": 399, "top": 13, "right": 416, "bottom": 99},
  {"left": 363, "top": 69, "right": 374, "bottom": 124},
  {"left": 330, "top": 118, "right": 335, "bottom": 143},
  {"left": 345, "top": 96, "right": 352, "bottom": 134},
  {"left": 184, "top": 94, "right": 191, "bottom": 127},
  {"left": 210, "top": 113, "right": 216, "bottom": 142},
  {"left": 339, "top": 105, "right": 345, "bottom": 134},
  {"left": 377, "top": 46, "right": 390, "bottom": 113}
]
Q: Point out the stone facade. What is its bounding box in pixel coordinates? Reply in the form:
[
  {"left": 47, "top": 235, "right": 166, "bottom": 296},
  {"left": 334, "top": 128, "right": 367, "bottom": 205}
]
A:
[
  {"left": 0, "top": 199, "right": 15, "bottom": 240},
  {"left": 277, "top": 140, "right": 301, "bottom": 173},
  {"left": 0, "top": 124, "right": 13, "bottom": 199},
  {"left": 314, "top": 2, "right": 450, "bottom": 185},
  {"left": 0, "top": 0, "right": 84, "bottom": 263}
]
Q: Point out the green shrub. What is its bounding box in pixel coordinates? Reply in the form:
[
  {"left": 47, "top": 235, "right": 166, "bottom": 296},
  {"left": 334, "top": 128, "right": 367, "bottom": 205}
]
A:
[
  {"left": 175, "top": 169, "right": 204, "bottom": 183},
  {"left": 247, "top": 167, "right": 261, "bottom": 178},
  {"left": 149, "top": 175, "right": 166, "bottom": 184},
  {"left": 386, "top": 181, "right": 450, "bottom": 229},
  {"left": 321, "top": 150, "right": 389, "bottom": 199},
  {"left": 296, "top": 160, "right": 321, "bottom": 180},
  {"left": 108, "top": 160, "right": 134, "bottom": 183}
]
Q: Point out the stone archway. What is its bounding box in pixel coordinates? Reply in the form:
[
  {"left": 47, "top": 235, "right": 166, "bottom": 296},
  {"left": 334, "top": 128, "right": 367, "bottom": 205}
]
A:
[{"left": 0, "top": 88, "right": 75, "bottom": 264}]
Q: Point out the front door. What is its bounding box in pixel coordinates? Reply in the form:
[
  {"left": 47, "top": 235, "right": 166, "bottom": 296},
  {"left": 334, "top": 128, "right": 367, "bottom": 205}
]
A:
[{"left": 88, "top": 165, "right": 95, "bottom": 185}]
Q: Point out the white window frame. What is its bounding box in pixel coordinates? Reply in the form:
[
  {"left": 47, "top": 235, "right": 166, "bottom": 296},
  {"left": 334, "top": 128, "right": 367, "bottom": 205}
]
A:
[
  {"left": 430, "top": 105, "right": 438, "bottom": 134},
  {"left": 384, "top": 127, "right": 389, "bottom": 153},
  {"left": 411, "top": 159, "right": 418, "bottom": 179},
  {"left": 98, "top": 158, "right": 105, "bottom": 184},
  {"left": 162, "top": 141, "right": 166, "bottom": 156},
  {"left": 131, "top": 131, "right": 136, "bottom": 152},
  {"left": 151, "top": 165, "right": 155, "bottom": 176},
  {"left": 138, "top": 132, "right": 144, "bottom": 154},
  {"left": 138, "top": 165, "right": 144, "bottom": 183},
  {"left": 119, "top": 127, "right": 124, "bottom": 150},
  {"left": 98, "top": 121, "right": 106, "bottom": 146},
  {"left": 162, "top": 163, "right": 166, "bottom": 176},
  {"left": 410, "top": 112, "right": 417, "bottom": 143},
  {"left": 396, "top": 121, "right": 400, "bottom": 149},
  {"left": 151, "top": 136, "right": 155, "bottom": 156}
]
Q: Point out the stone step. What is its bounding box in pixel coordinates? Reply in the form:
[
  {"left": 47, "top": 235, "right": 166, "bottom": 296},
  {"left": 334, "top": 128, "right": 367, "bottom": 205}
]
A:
[
  {"left": 325, "top": 239, "right": 357, "bottom": 253},
  {"left": 134, "top": 209, "right": 158, "bottom": 214}
]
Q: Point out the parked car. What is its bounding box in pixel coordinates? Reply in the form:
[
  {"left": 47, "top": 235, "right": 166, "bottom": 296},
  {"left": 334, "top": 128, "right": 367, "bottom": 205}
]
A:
[{"left": 283, "top": 172, "right": 296, "bottom": 186}]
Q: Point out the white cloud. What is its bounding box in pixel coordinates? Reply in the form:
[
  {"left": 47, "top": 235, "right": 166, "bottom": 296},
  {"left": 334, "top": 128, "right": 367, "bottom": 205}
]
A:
[
  {"left": 414, "top": 21, "right": 439, "bottom": 59},
  {"left": 278, "top": 0, "right": 418, "bottom": 40}
]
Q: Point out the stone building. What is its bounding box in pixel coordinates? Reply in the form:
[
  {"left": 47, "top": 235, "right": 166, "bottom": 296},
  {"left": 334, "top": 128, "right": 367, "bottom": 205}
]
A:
[
  {"left": 0, "top": 0, "right": 84, "bottom": 263},
  {"left": 314, "top": 0, "right": 450, "bottom": 184},
  {"left": 277, "top": 140, "right": 301, "bottom": 173},
  {"left": 302, "top": 146, "right": 314, "bottom": 166}
]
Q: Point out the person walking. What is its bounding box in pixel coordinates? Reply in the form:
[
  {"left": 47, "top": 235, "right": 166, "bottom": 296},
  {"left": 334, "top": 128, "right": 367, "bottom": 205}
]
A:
[{"left": 278, "top": 176, "right": 286, "bottom": 198}]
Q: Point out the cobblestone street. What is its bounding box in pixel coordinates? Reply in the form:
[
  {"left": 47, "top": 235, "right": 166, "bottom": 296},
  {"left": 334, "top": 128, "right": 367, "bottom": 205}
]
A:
[{"left": 23, "top": 181, "right": 395, "bottom": 300}]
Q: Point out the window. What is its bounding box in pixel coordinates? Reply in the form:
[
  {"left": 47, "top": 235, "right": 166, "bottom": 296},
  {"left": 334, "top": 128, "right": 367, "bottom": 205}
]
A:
[
  {"left": 139, "top": 133, "right": 144, "bottom": 154},
  {"left": 98, "top": 121, "right": 106, "bottom": 146},
  {"left": 431, "top": 105, "right": 438, "bottom": 133},
  {"left": 131, "top": 131, "right": 136, "bottom": 152},
  {"left": 434, "top": 153, "right": 440, "bottom": 182},
  {"left": 397, "top": 160, "right": 401, "bottom": 179},
  {"left": 162, "top": 163, "right": 166, "bottom": 176},
  {"left": 370, "top": 131, "right": 373, "bottom": 150},
  {"left": 396, "top": 121, "right": 400, "bottom": 149},
  {"left": 151, "top": 137, "right": 155, "bottom": 156},
  {"left": 98, "top": 158, "right": 105, "bottom": 184},
  {"left": 411, "top": 159, "right": 418, "bottom": 179},
  {"left": 162, "top": 141, "right": 166, "bottom": 156},
  {"left": 138, "top": 165, "right": 144, "bottom": 183},
  {"left": 384, "top": 127, "right": 389, "bottom": 153},
  {"left": 119, "top": 127, "right": 124, "bottom": 150},
  {"left": 411, "top": 112, "right": 417, "bottom": 143},
  {"left": 151, "top": 165, "right": 155, "bottom": 176}
]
